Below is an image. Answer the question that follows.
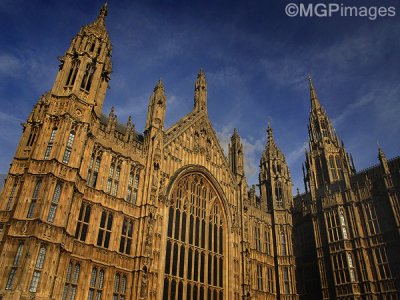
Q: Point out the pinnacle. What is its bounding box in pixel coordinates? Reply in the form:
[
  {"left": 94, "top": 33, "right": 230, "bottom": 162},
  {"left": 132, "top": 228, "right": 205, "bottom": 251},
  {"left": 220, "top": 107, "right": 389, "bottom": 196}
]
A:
[
  {"left": 231, "top": 128, "right": 240, "bottom": 140},
  {"left": 97, "top": 3, "right": 108, "bottom": 23},
  {"left": 377, "top": 142, "right": 386, "bottom": 157},
  {"left": 267, "top": 122, "right": 274, "bottom": 144},
  {"left": 308, "top": 75, "right": 321, "bottom": 111},
  {"left": 86, "top": 2, "right": 108, "bottom": 32},
  {"left": 109, "top": 106, "right": 115, "bottom": 117},
  {"left": 154, "top": 79, "right": 165, "bottom": 91},
  {"left": 196, "top": 69, "right": 206, "bottom": 82}
]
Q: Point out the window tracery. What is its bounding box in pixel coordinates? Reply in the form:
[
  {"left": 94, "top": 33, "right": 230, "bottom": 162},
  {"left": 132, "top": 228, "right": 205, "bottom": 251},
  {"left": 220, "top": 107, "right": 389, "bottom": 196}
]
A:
[{"left": 164, "top": 173, "right": 225, "bottom": 299}]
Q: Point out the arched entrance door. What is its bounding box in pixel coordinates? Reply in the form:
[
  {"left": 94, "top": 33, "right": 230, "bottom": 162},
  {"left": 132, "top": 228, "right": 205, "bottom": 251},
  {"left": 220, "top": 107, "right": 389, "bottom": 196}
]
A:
[{"left": 163, "top": 172, "right": 225, "bottom": 300}]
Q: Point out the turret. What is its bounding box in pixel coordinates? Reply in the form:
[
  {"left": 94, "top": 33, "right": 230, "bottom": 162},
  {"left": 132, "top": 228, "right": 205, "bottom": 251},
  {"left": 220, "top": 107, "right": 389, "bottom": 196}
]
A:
[
  {"left": 145, "top": 80, "right": 166, "bottom": 131},
  {"left": 259, "top": 123, "right": 293, "bottom": 211},
  {"left": 194, "top": 69, "right": 207, "bottom": 113},
  {"left": 51, "top": 3, "right": 112, "bottom": 116},
  {"left": 378, "top": 146, "right": 391, "bottom": 175},
  {"left": 228, "top": 128, "right": 245, "bottom": 178},
  {"left": 259, "top": 123, "right": 297, "bottom": 298}
]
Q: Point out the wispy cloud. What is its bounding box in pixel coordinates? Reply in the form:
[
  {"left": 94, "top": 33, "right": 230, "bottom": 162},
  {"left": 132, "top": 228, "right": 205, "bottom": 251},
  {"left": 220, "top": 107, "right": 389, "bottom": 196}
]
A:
[
  {"left": 0, "top": 53, "right": 22, "bottom": 77},
  {"left": 0, "top": 111, "right": 24, "bottom": 124},
  {"left": 286, "top": 143, "right": 305, "bottom": 166},
  {"left": 333, "top": 82, "right": 400, "bottom": 127},
  {"left": 207, "top": 67, "right": 246, "bottom": 88},
  {"left": 261, "top": 57, "right": 309, "bottom": 90}
]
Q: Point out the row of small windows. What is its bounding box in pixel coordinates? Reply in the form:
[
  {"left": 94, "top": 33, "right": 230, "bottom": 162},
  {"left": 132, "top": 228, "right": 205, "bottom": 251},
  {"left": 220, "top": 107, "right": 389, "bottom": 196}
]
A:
[
  {"left": 19, "top": 173, "right": 137, "bottom": 230},
  {"left": 62, "top": 262, "right": 127, "bottom": 300},
  {"left": 41, "top": 130, "right": 142, "bottom": 203},
  {"left": 19, "top": 179, "right": 133, "bottom": 254},
  {"left": 75, "top": 202, "right": 134, "bottom": 255},
  {"left": 43, "top": 127, "right": 75, "bottom": 165},
  {"left": 23, "top": 178, "right": 63, "bottom": 222},
  {"left": 6, "top": 243, "right": 127, "bottom": 298},
  {"left": 253, "top": 224, "right": 273, "bottom": 255},
  {"left": 87, "top": 153, "right": 140, "bottom": 204},
  {"left": 25, "top": 130, "right": 141, "bottom": 205},
  {"left": 6, "top": 243, "right": 47, "bottom": 292},
  {"left": 255, "top": 264, "right": 277, "bottom": 293}
]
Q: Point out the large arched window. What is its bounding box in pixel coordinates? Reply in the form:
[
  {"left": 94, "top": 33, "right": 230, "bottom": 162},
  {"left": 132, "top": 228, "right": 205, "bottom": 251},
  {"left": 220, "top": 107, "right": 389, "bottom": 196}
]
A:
[{"left": 164, "top": 173, "right": 225, "bottom": 299}]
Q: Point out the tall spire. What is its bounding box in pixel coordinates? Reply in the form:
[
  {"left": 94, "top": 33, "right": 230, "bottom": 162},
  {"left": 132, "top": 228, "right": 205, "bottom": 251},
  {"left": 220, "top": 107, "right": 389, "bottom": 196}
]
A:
[
  {"left": 267, "top": 122, "right": 274, "bottom": 145},
  {"left": 265, "top": 122, "right": 280, "bottom": 158},
  {"left": 194, "top": 69, "right": 208, "bottom": 113},
  {"left": 304, "top": 77, "right": 354, "bottom": 190},
  {"left": 94, "top": 2, "right": 108, "bottom": 27},
  {"left": 308, "top": 75, "right": 321, "bottom": 111}
]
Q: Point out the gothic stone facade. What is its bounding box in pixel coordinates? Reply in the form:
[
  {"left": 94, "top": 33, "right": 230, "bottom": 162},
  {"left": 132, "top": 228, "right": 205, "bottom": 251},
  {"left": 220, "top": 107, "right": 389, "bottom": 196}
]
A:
[
  {"left": 0, "top": 5, "right": 298, "bottom": 300},
  {"left": 1, "top": 4, "right": 400, "bottom": 300}
]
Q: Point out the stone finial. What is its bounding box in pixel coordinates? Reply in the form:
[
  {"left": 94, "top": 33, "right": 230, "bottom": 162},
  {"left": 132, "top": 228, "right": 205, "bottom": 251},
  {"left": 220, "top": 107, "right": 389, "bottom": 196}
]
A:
[
  {"left": 95, "top": 2, "right": 108, "bottom": 26},
  {"left": 194, "top": 69, "right": 207, "bottom": 112}
]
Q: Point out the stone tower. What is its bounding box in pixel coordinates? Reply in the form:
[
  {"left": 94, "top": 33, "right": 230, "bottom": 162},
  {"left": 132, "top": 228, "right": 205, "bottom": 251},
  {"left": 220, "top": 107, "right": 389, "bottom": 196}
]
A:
[
  {"left": 0, "top": 4, "right": 118, "bottom": 300},
  {"left": 228, "top": 128, "right": 245, "bottom": 180},
  {"left": 52, "top": 3, "right": 112, "bottom": 117},
  {"left": 259, "top": 124, "right": 297, "bottom": 299},
  {"left": 194, "top": 69, "right": 208, "bottom": 113},
  {"left": 295, "top": 78, "right": 399, "bottom": 299},
  {"left": 304, "top": 76, "right": 355, "bottom": 197}
]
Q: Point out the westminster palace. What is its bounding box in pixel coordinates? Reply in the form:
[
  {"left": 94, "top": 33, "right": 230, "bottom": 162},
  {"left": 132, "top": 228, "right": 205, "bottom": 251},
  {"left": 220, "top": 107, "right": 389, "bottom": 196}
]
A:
[{"left": 0, "top": 4, "right": 399, "bottom": 300}]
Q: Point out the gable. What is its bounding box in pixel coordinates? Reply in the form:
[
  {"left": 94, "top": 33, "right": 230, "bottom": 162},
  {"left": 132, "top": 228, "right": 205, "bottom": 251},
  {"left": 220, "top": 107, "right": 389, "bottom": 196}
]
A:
[{"left": 163, "top": 111, "right": 237, "bottom": 189}]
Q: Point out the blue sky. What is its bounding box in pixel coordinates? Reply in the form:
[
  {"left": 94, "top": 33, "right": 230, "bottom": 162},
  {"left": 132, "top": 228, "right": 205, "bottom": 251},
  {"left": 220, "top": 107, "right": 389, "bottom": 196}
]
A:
[{"left": 0, "top": 0, "right": 399, "bottom": 192}]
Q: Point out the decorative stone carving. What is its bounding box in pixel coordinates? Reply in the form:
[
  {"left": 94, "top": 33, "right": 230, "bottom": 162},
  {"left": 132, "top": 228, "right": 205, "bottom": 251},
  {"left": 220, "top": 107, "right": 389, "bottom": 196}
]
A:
[
  {"left": 193, "top": 119, "right": 213, "bottom": 161},
  {"left": 140, "top": 266, "right": 149, "bottom": 298},
  {"left": 144, "top": 212, "right": 157, "bottom": 257}
]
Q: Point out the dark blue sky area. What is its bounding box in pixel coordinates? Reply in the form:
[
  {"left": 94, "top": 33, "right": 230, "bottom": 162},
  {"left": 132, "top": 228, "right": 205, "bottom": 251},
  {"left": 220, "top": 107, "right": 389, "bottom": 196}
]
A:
[{"left": 0, "top": 0, "right": 399, "bottom": 191}]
